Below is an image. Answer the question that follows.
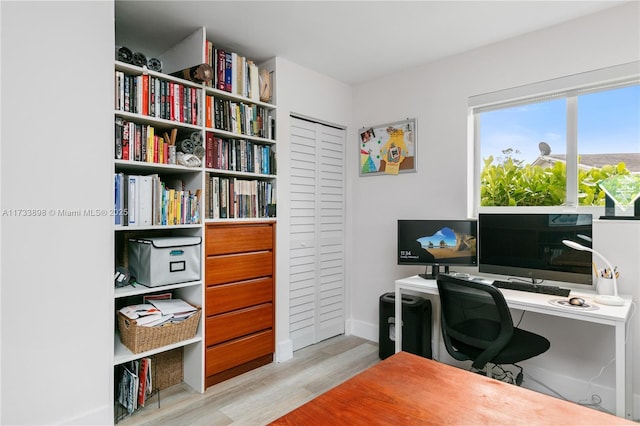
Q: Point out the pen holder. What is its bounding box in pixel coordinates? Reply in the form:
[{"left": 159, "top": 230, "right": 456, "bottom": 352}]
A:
[{"left": 596, "top": 277, "right": 615, "bottom": 296}]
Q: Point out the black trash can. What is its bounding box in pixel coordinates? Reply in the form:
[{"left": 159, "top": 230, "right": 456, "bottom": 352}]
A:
[{"left": 379, "top": 292, "right": 432, "bottom": 360}]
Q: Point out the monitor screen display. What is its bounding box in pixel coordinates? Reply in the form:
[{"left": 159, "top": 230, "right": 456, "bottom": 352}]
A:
[
  {"left": 397, "top": 219, "right": 478, "bottom": 277},
  {"left": 478, "top": 213, "right": 593, "bottom": 285}
]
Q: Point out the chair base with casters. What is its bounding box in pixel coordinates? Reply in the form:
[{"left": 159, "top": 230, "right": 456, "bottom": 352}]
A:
[{"left": 437, "top": 274, "right": 551, "bottom": 385}]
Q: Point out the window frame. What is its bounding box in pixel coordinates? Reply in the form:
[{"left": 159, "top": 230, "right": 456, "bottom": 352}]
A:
[{"left": 468, "top": 61, "right": 640, "bottom": 218}]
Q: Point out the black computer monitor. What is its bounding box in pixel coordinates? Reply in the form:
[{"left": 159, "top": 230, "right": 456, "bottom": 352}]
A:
[
  {"left": 478, "top": 213, "right": 593, "bottom": 286},
  {"left": 397, "top": 219, "right": 478, "bottom": 279}
]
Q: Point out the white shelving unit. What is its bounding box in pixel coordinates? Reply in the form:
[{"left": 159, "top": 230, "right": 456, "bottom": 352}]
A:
[{"left": 112, "top": 25, "right": 277, "bottom": 423}]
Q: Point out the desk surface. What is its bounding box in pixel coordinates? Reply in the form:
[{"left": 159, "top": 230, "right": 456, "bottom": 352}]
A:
[
  {"left": 271, "top": 352, "right": 634, "bottom": 425},
  {"left": 397, "top": 275, "right": 633, "bottom": 325}
]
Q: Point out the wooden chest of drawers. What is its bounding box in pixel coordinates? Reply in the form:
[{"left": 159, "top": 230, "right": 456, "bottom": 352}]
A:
[{"left": 205, "top": 221, "right": 275, "bottom": 387}]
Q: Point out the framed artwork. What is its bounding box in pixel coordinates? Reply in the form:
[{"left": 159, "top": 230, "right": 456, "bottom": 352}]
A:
[{"left": 359, "top": 118, "right": 416, "bottom": 176}]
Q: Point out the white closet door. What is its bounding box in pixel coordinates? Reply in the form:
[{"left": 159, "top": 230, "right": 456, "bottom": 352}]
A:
[{"left": 289, "top": 116, "right": 346, "bottom": 351}]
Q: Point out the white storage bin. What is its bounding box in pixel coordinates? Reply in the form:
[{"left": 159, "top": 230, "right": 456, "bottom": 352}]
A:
[{"left": 128, "top": 236, "right": 201, "bottom": 287}]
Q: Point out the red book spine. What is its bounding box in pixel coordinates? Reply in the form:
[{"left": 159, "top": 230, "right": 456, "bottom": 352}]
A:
[
  {"left": 163, "top": 140, "right": 169, "bottom": 164},
  {"left": 191, "top": 87, "right": 197, "bottom": 125},
  {"left": 122, "top": 120, "right": 130, "bottom": 160},
  {"left": 142, "top": 74, "right": 149, "bottom": 116},
  {"left": 137, "top": 358, "right": 148, "bottom": 407},
  {"left": 169, "top": 82, "right": 175, "bottom": 121}
]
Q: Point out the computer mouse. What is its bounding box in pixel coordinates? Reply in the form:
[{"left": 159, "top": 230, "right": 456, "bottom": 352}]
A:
[{"left": 569, "top": 297, "right": 585, "bottom": 307}]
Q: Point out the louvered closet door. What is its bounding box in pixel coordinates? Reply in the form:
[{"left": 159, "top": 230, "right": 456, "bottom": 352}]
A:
[{"left": 289, "top": 116, "right": 346, "bottom": 351}]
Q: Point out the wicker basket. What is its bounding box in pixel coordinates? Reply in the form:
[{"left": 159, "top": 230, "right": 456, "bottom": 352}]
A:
[
  {"left": 117, "top": 306, "right": 201, "bottom": 354},
  {"left": 154, "top": 348, "right": 184, "bottom": 390}
]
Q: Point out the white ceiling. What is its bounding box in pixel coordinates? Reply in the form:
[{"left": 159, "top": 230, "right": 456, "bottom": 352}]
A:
[{"left": 115, "top": 1, "right": 630, "bottom": 85}]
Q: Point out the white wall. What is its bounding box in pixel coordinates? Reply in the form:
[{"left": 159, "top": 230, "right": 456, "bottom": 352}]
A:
[
  {"left": 271, "top": 57, "right": 354, "bottom": 361},
  {"left": 1, "top": 2, "right": 114, "bottom": 425},
  {"left": 349, "top": 2, "right": 640, "bottom": 417}
]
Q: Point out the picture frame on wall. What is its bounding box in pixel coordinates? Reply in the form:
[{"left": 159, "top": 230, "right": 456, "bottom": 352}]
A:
[{"left": 359, "top": 118, "right": 417, "bottom": 176}]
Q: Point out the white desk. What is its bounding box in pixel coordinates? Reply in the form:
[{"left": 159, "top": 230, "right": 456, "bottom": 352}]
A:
[{"left": 394, "top": 275, "right": 634, "bottom": 419}]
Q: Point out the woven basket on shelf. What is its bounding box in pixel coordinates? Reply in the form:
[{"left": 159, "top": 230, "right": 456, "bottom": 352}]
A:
[
  {"left": 154, "top": 348, "right": 184, "bottom": 390},
  {"left": 117, "top": 306, "right": 201, "bottom": 354}
]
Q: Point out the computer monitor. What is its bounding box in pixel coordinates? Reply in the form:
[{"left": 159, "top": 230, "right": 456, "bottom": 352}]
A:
[
  {"left": 397, "top": 219, "right": 478, "bottom": 279},
  {"left": 478, "top": 213, "right": 593, "bottom": 286}
]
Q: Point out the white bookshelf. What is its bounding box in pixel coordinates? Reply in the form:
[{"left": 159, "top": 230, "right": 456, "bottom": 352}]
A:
[{"left": 112, "top": 25, "right": 277, "bottom": 422}]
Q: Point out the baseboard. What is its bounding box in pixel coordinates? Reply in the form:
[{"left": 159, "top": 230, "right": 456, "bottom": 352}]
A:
[
  {"left": 520, "top": 363, "right": 619, "bottom": 415},
  {"left": 276, "top": 338, "right": 293, "bottom": 362},
  {"left": 349, "top": 319, "right": 378, "bottom": 343}
]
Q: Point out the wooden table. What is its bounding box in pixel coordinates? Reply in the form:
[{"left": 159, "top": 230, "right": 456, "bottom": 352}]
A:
[{"left": 270, "top": 351, "right": 635, "bottom": 425}]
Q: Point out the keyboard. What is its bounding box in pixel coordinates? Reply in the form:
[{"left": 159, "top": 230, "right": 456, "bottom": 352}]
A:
[{"left": 492, "top": 280, "right": 571, "bottom": 297}]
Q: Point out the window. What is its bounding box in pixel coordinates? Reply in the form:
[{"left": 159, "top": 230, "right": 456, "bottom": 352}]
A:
[{"left": 470, "top": 62, "right": 640, "bottom": 213}]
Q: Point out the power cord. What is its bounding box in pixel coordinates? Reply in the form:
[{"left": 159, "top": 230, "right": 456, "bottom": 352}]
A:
[
  {"left": 514, "top": 310, "right": 525, "bottom": 328},
  {"left": 465, "top": 301, "right": 636, "bottom": 416},
  {"left": 524, "top": 370, "right": 612, "bottom": 414},
  {"left": 576, "top": 300, "right": 636, "bottom": 414},
  {"left": 469, "top": 364, "right": 522, "bottom": 386}
]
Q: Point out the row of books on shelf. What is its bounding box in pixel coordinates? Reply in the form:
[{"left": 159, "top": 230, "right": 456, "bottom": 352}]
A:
[
  {"left": 205, "top": 132, "right": 275, "bottom": 175},
  {"left": 116, "top": 357, "right": 153, "bottom": 417},
  {"left": 115, "top": 71, "right": 203, "bottom": 125},
  {"left": 205, "top": 175, "right": 276, "bottom": 219},
  {"left": 206, "top": 96, "right": 274, "bottom": 139},
  {"left": 116, "top": 119, "right": 189, "bottom": 164},
  {"left": 205, "top": 40, "right": 262, "bottom": 101},
  {"left": 114, "top": 173, "right": 200, "bottom": 226}
]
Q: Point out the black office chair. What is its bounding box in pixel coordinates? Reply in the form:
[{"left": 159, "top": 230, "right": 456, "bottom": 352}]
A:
[{"left": 436, "top": 274, "right": 550, "bottom": 385}]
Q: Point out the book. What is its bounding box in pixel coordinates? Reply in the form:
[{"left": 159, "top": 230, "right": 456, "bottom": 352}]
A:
[
  {"left": 205, "top": 96, "right": 212, "bottom": 128},
  {"left": 118, "top": 365, "right": 138, "bottom": 414},
  {"left": 137, "top": 357, "right": 149, "bottom": 407},
  {"left": 248, "top": 60, "right": 259, "bottom": 101},
  {"left": 114, "top": 173, "right": 126, "bottom": 225},
  {"left": 141, "top": 74, "right": 149, "bottom": 116},
  {"left": 122, "top": 119, "right": 130, "bottom": 160},
  {"left": 140, "top": 125, "right": 147, "bottom": 162},
  {"left": 206, "top": 40, "right": 214, "bottom": 87},
  {"left": 115, "top": 70, "right": 124, "bottom": 110},
  {"left": 146, "top": 125, "right": 154, "bottom": 163},
  {"left": 205, "top": 131, "right": 214, "bottom": 168},
  {"left": 149, "top": 76, "right": 155, "bottom": 117},
  {"left": 135, "top": 76, "right": 142, "bottom": 114},
  {"left": 115, "top": 118, "right": 123, "bottom": 160},
  {"left": 212, "top": 176, "right": 220, "bottom": 219},
  {"left": 138, "top": 175, "right": 153, "bottom": 226},
  {"left": 224, "top": 52, "right": 233, "bottom": 93},
  {"left": 127, "top": 175, "right": 138, "bottom": 226},
  {"left": 217, "top": 49, "right": 226, "bottom": 91}
]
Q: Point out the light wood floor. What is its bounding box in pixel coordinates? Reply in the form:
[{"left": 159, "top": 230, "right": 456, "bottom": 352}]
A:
[{"left": 118, "top": 335, "right": 380, "bottom": 426}]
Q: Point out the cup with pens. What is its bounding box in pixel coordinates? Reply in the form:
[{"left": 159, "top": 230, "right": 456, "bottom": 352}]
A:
[{"left": 595, "top": 264, "right": 619, "bottom": 296}]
